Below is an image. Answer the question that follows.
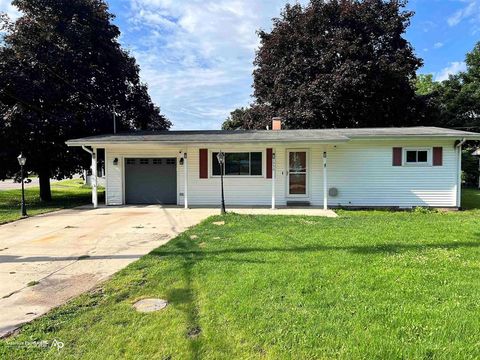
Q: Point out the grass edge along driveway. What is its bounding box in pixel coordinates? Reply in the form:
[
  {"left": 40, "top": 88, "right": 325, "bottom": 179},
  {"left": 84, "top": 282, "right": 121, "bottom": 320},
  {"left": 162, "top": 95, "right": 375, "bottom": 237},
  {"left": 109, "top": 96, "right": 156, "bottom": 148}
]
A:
[
  {"left": 0, "top": 179, "right": 104, "bottom": 225},
  {"left": 2, "top": 206, "right": 480, "bottom": 359}
]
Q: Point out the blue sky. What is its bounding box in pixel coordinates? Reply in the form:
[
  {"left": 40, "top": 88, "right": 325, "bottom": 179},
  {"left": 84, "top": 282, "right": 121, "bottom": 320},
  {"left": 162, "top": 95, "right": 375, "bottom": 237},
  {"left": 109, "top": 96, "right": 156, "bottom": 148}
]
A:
[{"left": 1, "top": 0, "right": 479, "bottom": 130}]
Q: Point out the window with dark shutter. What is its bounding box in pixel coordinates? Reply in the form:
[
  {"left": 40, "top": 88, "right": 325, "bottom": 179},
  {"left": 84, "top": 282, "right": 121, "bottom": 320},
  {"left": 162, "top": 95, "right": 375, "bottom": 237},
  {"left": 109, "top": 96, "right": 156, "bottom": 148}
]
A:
[
  {"left": 199, "top": 149, "right": 208, "bottom": 178},
  {"left": 392, "top": 148, "right": 402, "bottom": 166},
  {"left": 266, "top": 148, "right": 273, "bottom": 178},
  {"left": 433, "top": 147, "right": 443, "bottom": 166}
]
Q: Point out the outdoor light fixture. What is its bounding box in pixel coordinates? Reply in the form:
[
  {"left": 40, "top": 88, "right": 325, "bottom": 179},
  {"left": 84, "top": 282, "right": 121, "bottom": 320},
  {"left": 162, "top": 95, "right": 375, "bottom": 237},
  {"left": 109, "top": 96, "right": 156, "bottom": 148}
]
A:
[
  {"left": 17, "top": 153, "right": 27, "bottom": 217},
  {"left": 216, "top": 151, "right": 226, "bottom": 214},
  {"left": 179, "top": 153, "right": 187, "bottom": 165},
  {"left": 113, "top": 158, "right": 118, "bottom": 165},
  {"left": 17, "top": 153, "right": 26, "bottom": 166}
]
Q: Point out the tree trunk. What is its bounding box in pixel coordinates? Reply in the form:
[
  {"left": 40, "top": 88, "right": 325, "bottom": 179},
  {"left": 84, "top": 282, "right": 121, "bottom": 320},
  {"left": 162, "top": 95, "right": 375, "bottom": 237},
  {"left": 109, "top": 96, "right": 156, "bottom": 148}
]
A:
[{"left": 39, "top": 169, "right": 52, "bottom": 202}]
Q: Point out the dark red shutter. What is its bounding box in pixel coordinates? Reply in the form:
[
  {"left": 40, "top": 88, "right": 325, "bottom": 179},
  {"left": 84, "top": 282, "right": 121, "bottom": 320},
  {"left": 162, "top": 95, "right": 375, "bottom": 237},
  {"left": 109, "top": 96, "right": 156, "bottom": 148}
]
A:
[
  {"left": 392, "top": 147, "right": 402, "bottom": 166},
  {"left": 199, "top": 149, "right": 208, "bottom": 178},
  {"left": 266, "top": 148, "right": 273, "bottom": 178},
  {"left": 433, "top": 147, "right": 443, "bottom": 166}
]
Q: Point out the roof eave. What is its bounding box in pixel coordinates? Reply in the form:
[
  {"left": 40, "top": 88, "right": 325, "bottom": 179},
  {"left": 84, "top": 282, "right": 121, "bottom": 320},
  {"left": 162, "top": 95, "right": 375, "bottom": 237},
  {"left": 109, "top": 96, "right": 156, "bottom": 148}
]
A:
[
  {"left": 349, "top": 135, "right": 480, "bottom": 140},
  {"left": 65, "top": 138, "right": 351, "bottom": 146}
]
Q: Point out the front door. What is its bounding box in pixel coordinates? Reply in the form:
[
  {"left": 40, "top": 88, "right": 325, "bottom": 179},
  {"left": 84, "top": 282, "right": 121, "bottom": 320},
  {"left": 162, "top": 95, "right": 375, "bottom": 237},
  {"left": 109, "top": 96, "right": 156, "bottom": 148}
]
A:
[{"left": 288, "top": 150, "right": 308, "bottom": 196}]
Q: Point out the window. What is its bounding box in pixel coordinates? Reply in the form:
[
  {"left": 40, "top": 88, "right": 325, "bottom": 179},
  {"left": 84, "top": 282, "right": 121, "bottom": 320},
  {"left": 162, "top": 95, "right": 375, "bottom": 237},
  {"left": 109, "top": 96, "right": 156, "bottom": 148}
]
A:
[
  {"left": 152, "top": 159, "right": 162, "bottom": 165},
  {"left": 405, "top": 150, "right": 429, "bottom": 164},
  {"left": 212, "top": 152, "right": 262, "bottom": 176},
  {"left": 139, "top": 158, "right": 149, "bottom": 165},
  {"left": 166, "top": 158, "right": 176, "bottom": 165},
  {"left": 126, "top": 159, "right": 136, "bottom": 165}
]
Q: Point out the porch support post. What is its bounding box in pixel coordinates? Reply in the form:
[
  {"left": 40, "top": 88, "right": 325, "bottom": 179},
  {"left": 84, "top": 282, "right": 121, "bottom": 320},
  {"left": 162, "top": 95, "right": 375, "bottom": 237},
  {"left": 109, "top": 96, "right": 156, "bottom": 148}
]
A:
[
  {"left": 184, "top": 152, "right": 188, "bottom": 209},
  {"left": 455, "top": 138, "right": 466, "bottom": 208},
  {"left": 478, "top": 157, "right": 480, "bottom": 189},
  {"left": 323, "top": 151, "right": 327, "bottom": 210},
  {"left": 271, "top": 151, "right": 276, "bottom": 209},
  {"left": 92, "top": 148, "right": 98, "bottom": 209}
]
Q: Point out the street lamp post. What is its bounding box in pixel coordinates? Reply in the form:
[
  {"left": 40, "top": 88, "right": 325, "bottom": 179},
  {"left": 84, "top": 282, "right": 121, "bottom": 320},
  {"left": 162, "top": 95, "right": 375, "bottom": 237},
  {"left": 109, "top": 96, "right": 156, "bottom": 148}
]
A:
[
  {"left": 216, "top": 151, "right": 226, "bottom": 214},
  {"left": 17, "top": 153, "right": 27, "bottom": 217}
]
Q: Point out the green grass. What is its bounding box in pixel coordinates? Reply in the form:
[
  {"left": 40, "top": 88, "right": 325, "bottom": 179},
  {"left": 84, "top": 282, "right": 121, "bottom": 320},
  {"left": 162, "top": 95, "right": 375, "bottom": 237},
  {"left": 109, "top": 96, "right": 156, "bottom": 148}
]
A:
[
  {"left": 0, "top": 179, "right": 104, "bottom": 225},
  {"left": 3, "top": 204, "right": 480, "bottom": 359},
  {"left": 461, "top": 187, "right": 480, "bottom": 210}
]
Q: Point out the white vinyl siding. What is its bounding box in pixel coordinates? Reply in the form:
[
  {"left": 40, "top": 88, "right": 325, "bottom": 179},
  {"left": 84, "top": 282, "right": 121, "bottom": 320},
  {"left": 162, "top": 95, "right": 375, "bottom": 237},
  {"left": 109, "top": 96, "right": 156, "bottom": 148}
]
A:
[
  {"left": 103, "top": 139, "right": 458, "bottom": 208},
  {"left": 326, "top": 140, "right": 457, "bottom": 207}
]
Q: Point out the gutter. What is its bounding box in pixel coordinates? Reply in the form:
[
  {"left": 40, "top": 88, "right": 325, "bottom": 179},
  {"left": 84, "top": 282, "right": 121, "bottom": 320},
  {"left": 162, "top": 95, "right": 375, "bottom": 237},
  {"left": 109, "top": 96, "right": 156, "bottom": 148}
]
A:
[
  {"left": 456, "top": 138, "right": 467, "bottom": 149},
  {"left": 81, "top": 145, "right": 93, "bottom": 156},
  {"left": 67, "top": 139, "right": 352, "bottom": 147}
]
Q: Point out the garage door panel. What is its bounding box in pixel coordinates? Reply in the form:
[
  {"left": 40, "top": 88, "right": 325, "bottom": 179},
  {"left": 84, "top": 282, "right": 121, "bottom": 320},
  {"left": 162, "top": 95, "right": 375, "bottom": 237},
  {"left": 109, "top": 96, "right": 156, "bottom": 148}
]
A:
[{"left": 125, "top": 158, "right": 177, "bottom": 204}]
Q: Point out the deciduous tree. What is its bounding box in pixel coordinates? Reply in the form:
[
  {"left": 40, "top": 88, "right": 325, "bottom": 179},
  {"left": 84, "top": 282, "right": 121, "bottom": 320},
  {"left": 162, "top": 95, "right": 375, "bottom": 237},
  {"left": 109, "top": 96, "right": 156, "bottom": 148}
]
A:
[
  {"left": 0, "top": 0, "right": 170, "bottom": 201},
  {"left": 223, "top": 0, "right": 422, "bottom": 130}
]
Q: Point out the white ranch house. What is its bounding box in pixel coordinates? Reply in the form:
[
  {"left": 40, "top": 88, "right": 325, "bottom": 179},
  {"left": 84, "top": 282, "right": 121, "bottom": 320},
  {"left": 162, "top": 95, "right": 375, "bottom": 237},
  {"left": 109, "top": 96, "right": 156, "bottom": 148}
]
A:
[{"left": 66, "top": 121, "right": 480, "bottom": 210}]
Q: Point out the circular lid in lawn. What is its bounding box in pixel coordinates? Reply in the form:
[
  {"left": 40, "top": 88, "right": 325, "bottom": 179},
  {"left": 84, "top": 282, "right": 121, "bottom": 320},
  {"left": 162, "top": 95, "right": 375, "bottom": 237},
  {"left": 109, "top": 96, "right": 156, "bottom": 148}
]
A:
[{"left": 133, "top": 298, "right": 168, "bottom": 313}]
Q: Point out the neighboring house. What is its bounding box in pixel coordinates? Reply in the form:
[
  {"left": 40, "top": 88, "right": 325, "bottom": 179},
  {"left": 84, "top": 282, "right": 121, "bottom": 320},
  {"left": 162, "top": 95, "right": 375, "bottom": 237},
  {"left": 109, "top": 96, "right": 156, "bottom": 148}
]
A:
[{"left": 66, "top": 119, "right": 480, "bottom": 209}]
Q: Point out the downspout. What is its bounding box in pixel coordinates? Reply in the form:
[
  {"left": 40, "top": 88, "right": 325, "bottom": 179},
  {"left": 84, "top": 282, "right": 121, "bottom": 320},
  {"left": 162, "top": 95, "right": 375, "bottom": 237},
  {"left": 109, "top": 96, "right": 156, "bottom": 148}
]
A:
[
  {"left": 81, "top": 145, "right": 98, "bottom": 208},
  {"left": 456, "top": 138, "right": 467, "bottom": 208}
]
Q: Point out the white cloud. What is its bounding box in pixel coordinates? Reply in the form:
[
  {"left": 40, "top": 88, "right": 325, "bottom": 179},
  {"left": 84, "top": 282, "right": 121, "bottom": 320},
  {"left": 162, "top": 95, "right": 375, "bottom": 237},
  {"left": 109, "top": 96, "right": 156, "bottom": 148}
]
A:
[
  {"left": 0, "top": 0, "right": 20, "bottom": 20},
  {"left": 1, "top": 0, "right": 305, "bottom": 129},
  {"left": 433, "top": 42, "right": 444, "bottom": 49},
  {"left": 124, "top": 0, "right": 308, "bottom": 129},
  {"left": 435, "top": 61, "right": 467, "bottom": 81},
  {"left": 448, "top": 0, "right": 480, "bottom": 29}
]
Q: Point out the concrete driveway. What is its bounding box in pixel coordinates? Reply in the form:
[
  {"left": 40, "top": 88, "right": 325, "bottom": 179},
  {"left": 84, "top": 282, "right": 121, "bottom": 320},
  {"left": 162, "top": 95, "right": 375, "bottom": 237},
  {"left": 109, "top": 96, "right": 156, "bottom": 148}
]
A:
[{"left": 0, "top": 206, "right": 216, "bottom": 337}]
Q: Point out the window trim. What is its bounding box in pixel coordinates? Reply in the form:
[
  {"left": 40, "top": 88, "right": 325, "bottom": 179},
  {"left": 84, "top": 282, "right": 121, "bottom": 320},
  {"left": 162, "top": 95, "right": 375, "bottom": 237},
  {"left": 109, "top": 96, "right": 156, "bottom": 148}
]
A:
[
  {"left": 210, "top": 150, "right": 265, "bottom": 178},
  {"left": 403, "top": 148, "right": 432, "bottom": 166}
]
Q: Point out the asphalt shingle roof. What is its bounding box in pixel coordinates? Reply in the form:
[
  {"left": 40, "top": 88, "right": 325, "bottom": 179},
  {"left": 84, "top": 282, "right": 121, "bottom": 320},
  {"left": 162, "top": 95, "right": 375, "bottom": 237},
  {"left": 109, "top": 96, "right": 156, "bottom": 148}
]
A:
[{"left": 66, "top": 127, "right": 480, "bottom": 146}]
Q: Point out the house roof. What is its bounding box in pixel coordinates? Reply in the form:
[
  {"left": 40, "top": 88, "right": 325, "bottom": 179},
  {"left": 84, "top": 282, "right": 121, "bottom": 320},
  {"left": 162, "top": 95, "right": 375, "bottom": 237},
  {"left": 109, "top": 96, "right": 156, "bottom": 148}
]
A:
[{"left": 66, "top": 127, "right": 480, "bottom": 146}]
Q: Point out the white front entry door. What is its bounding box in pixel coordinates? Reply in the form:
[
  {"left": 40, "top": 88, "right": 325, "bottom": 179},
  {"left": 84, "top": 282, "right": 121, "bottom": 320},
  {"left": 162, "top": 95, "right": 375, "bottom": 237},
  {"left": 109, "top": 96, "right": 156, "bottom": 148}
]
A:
[{"left": 287, "top": 150, "right": 308, "bottom": 197}]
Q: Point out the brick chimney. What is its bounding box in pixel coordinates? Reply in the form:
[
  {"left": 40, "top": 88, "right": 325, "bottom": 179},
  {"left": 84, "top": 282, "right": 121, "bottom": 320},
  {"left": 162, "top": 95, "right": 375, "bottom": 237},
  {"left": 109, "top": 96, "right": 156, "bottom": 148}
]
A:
[{"left": 272, "top": 117, "right": 282, "bottom": 130}]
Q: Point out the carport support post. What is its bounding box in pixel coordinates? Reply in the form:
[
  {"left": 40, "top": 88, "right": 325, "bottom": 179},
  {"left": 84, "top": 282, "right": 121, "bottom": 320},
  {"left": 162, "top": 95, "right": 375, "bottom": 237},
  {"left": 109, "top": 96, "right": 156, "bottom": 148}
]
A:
[
  {"left": 92, "top": 148, "right": 98, "bottom": 208},
  {"left": 184, "top": 152, "right": 188, "bottom": 209},
  {"left": 323, "top": 151, "right": 327, "bottom": 210},
  {"left": 271, "top": 152, "right": 276, "bottom": 209}
]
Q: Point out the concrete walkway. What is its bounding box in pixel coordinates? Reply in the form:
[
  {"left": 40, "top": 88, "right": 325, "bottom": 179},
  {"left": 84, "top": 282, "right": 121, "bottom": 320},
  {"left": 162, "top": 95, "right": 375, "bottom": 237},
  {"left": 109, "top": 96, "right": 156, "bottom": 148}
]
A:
[
  {"left": 0, "top": 206, "right": 216, "bottom": 337},
  {"left": 229, "top": 208, "right": 337, "bottom": 217}
]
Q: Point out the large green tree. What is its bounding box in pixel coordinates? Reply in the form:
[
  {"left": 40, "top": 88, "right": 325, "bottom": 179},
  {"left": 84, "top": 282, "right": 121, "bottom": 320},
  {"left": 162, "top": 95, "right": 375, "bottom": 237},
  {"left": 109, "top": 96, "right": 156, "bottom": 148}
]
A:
[
  {"left": 412, "top": 42, "right": 480, "bottom": 131},
  {"left": 223, "top": 0, "right": 422, "bottom": 130},
  {"left": 437, "top": 43, "right": 480, "bottom": 130},
  {"left": 412, "top": 43, "right": 480, "bottom": 186},
  {"left": 0, "top": 0, "right": 170, "bottom": 200}
]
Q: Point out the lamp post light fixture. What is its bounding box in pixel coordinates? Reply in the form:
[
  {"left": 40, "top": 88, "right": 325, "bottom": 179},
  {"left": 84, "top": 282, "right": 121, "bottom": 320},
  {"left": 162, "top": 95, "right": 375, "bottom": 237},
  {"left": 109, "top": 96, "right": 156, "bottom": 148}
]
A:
[
  {"left": 17, "top": 153, "right": 27, "bottom": 217},
  {"left": 216, "top": 151, "right": 226, "bottom": 214}
]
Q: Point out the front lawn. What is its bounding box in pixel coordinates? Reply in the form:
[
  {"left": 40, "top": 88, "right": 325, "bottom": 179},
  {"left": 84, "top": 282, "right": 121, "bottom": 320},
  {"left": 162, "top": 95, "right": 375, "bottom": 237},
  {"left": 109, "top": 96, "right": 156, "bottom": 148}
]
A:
[
  {"left": 2, "top": 208, "right": 480, "bottom": 359},
  {"left": 0, "top": 179, "right": 104, "bottom": 225},
  {"left": 461, "top": 187, "right": 480, "bottom": 209}
]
